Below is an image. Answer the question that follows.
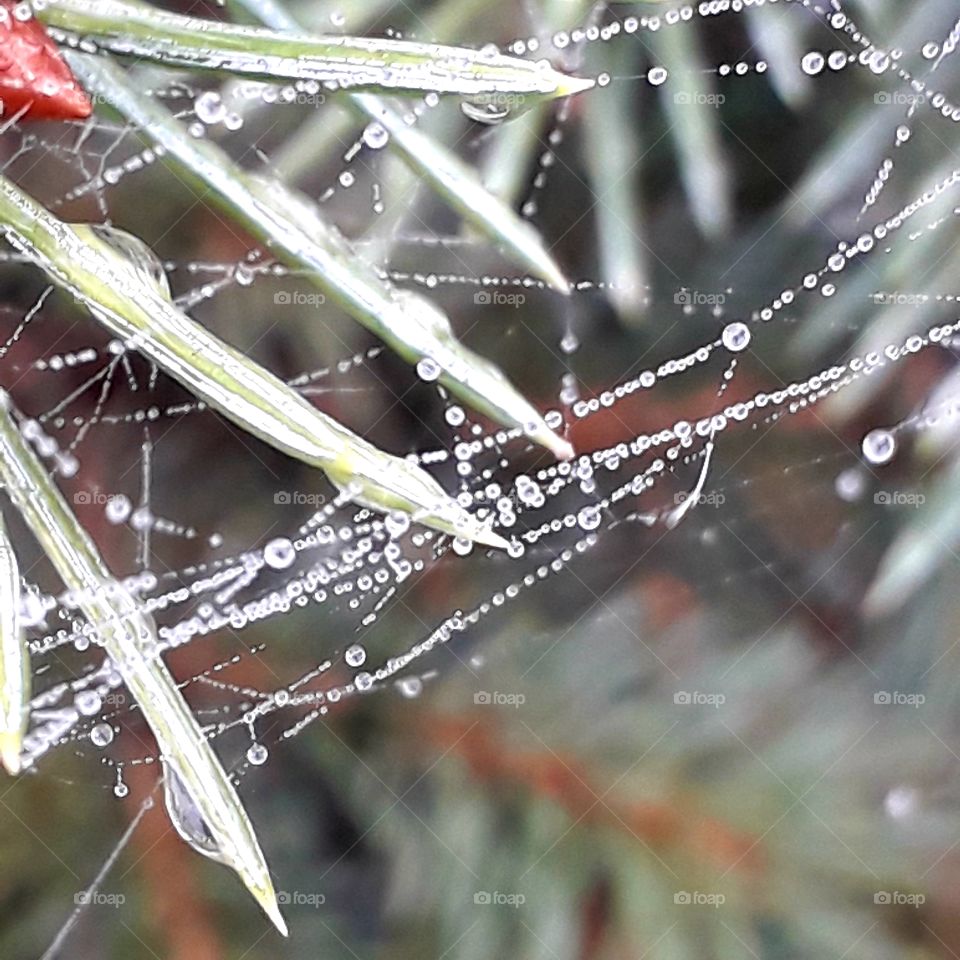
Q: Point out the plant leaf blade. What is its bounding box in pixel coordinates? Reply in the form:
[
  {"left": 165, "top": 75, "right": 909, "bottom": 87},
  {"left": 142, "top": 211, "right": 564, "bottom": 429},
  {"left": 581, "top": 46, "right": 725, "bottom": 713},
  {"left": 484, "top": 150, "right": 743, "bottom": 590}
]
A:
[
  {"left": 42, "top": 0, "right": 593, "bottom": 100},
  {"left": 67, "top": 52, "right": 573, "bottom": 461},
  {"left": 0, "top": 173, "right": 508, "bottom": 547},
  {"left": 0, "top": 396, "right": 286, "bottom": 933},
  {"left": 0, "top": 514, "right": 26, "bottom": 775}
]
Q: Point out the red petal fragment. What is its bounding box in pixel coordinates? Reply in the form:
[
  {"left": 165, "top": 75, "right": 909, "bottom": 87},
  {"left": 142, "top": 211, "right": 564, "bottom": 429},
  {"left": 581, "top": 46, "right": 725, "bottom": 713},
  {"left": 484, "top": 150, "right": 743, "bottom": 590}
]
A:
[{"left": 0, "top": 0, "right": 92, "bottom": 121}]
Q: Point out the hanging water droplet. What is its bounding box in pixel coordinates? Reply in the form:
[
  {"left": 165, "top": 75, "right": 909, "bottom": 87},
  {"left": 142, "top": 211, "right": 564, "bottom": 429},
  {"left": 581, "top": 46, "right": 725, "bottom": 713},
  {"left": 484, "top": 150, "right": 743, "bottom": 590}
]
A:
[
  {"left": 577, "top": 505, "right": 601, "bottom": 531},
  {"left": 827, "top": 51, "right": 848, "bottom": 71},
  {"left": 721, "top": 322, "right": 750, "bottom": 353},
  {"left": 246, "top": 742, "right": 268, "bottom": 766},
  {"left": 194, "top": 91, "right": 227, "bottom": 125},
  {"left": 362, "top": 122, "right": 389, "bottom": 150},
  {"left": 264, "top": 537, "right": 295, "bottom": 569},
  {"left": 163, "top": 763, "right": 223, "bottom": 861},
  {"left": 75, "top": 690, "right": 102, "bottom": 716},
  {"left": 883, "top": 784, "right": 918, "bottom": 820},
  {"left": 868, "top": 49, "right": 890, "bottom": 75},
  {"left": 354, "top": 671, "right": 373, "bottom": 691},
  {"left": 461, "top": 100, "right": 511, "bottom": 125},
  {"left": 647, "top": 66, "right": 668, "bottom": 86},
  {"left": 345, "top": 644, "right": 366, "bottom": 667},
  {"left": 105, "top": 494, "right": 131, "bottom": 524},
  {"left": 416, "top": 357, "right": 442, "bottom": 382},
  {"left": 834, "top": 468, "right": 865, "bottom": 502},
  {"left": 396, "top": 676, "right": 422, "bottom": 698},
  {"left": 90, "top": 723, "right": 114, "bottom": 747},
  {"left": 862, "top": 428, "right": 896, "bottom": 465},
  {"left": 801, "top": 52, "right": 825, "bottom": 76},
  {"left": 88, "top": 225, "right": 170, "bottom": 299}
]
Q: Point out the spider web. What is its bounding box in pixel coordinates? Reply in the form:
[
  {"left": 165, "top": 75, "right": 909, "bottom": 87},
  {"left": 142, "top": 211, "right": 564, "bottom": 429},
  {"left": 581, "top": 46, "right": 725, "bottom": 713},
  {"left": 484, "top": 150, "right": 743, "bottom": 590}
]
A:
[{"left": 4, "top": 0, "right": 960, "bottom": 952}]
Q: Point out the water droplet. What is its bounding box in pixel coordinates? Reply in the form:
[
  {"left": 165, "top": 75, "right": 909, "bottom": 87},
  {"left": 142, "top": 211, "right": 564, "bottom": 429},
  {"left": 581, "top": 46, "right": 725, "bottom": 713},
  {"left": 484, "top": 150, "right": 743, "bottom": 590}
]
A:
[
  {"left": 721, "top": 322, "right": 750, "bottom": 353},
  {"left": 647, "top": 66, "right": 668, "bottom": 86},
  {"left": 862, "top": 428, "right": 896, "bottom": 465},
  {"left": 461, "top": 100, "right": 511, "bottom": 125},
  {"left": 452, "top": 536, "right": 473, "bottom": 556},
  {"left": 362, "top": 122, "right": 389, "bottom": 149},
  {"left": 884, "top": 784, "right": 918, "bottom": 820},
  {"left": 163, "top": 764, "right": 223, "bottom": 860},
  {"left": 264, "top": 537, "right": 296, "bottom": 569},
  {"left": 75, "top": 690, "right": 102, "bottom": 716},
  {"left": 90, "top": 723, "right": 114, "bottom": 747},
  {"left": 801, "top": 52, "right": 825, "bottom": 76},
  {"left": 445, "top": 405, "right": 465, "bottom": 427},
  {"left": 246, "top": 742, "right": 268, "bottom": 765},
  {"left": 416, "top": 357, "right": 441, "bottom": 382},
  {"left": 105, "top": 494, "right": 131, "bottom": 524},
  {"left": 194, "top": 91, "right": 227, "bottom": 125},
  {"left": 396, "top": 676, "right": 422, "bottom": 699},
  {"left": 577, "top": 505, "right": 601, "bottom": 531},
  {"left": 834, "top": 468, "right": 865, "bottom": 502},
  {"left": 345, "top": 643, "right": 366, "bottom": 667}
]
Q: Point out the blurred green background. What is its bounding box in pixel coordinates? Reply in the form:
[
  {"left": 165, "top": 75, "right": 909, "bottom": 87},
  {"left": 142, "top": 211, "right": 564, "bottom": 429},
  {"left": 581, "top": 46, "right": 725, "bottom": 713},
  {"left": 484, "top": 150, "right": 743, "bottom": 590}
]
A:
[{"left": 5, "top": 0, "right": 960, "bottom": 957}]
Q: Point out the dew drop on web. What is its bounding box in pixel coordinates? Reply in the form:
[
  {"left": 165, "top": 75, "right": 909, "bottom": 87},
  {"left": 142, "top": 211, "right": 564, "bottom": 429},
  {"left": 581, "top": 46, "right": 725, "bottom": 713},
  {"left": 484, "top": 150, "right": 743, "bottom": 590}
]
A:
[{"left": 862, "top": 429, "right": 897, "bottom": 465}]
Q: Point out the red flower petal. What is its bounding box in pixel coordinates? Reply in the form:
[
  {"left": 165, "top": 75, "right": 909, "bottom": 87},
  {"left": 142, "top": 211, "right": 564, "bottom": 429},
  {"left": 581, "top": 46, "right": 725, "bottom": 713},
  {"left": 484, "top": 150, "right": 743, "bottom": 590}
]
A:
[{"left": 0, "top": 0, "right": 92, "bottom": 121}]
